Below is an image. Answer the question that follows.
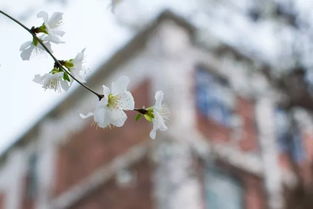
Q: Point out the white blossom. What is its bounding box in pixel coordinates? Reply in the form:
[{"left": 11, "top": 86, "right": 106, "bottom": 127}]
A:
[
  {"left": 80, "top": 76, "right": 135, "bottom": 128},
  {"left": 149, "top": 91, "right": 169, "bottom": 139},
  {"left": 19, "top": 11, "right": 64, "bottom": 60},
  {"left": 33, "top": 72, "right": 70, "bottom": 92},
  {"left": 68, "top": 49, "right": 87, "bottom": 83},
  {"left": 19, "top": 37, "right": 52, "bottom": 61},
  {"left": 37, "top": 11, "right": 65, "bottom": 44}
]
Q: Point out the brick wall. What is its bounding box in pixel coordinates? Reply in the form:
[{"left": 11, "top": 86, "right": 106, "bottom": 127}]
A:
[
  {"left": 244, "top": 176, "right": 266, "bottom": 209},
  {"left": 21, "top": 175, "right": 35, "bottom": 209},
  {"left": 197, "top": 111, "right": 232, "bottom": 142},
  {"left": 54, "top": 80, "right": 151, "bottom": 196},
  {"left": 69, "top": 157, "right": 153, "bottom": 209},
  {"left": 236, "top": 97, "right": 258, "bottom": 152},
  {"left": 197, "top": 95, "right": 258, "bottom": 152},
  {"left": 0, "top": 193, "right": 5, "bottom": 209}
]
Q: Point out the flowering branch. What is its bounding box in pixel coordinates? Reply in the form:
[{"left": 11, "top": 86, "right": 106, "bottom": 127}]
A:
[
  {"left": 0, "top": 10, "right": 104, "bottom": 100},
  {"left": 33, "top": 33, "right": 104, "bottom": 100}
]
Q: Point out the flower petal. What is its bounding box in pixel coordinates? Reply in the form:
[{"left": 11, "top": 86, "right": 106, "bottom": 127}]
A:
[
  {"left": 155, "top": 111, "right": 168, "bottom": 131},
  {"left": 111, "top": 76, "right": 129, "bottom": 95},
  {"left": 97, "top": 95, "right": 108, "bottom": 108},
  {"left": 20, "top": 45, "right": 34, "bottom": 60},
  {"left": 37, "top": 11, "right": 48, "bottom": 23},
  {"left": 37, "top": 38, "right": 52, "bottom": 51},
  {"left": 53, "top": 29, "right": 65, "bottom": 37},
  {"left": 20, "top": 41, "right": 32, "bottom": 51},
  {"left": 71, "top": 49, "right": 87, "bottom": 82},
  {"left": 149, "top": 126, "right": 157, "bottom": 139},
  {"left": 44, "top": 34, "right": 65, "bottom": 44},
  {"left": 47, "top": 12, "right": 63, "bottom": 28},
  {"left": 72, "top": 71, "right": 86, "bottom": 83},
  {"left": 118, "top": 91, "right": 134, "bottom": 110},
  {"left": 102, "top": 85, "right": 111, "bottom": 97},
  {"left": 148, "top": 110, "right": 168, "bottom": 139},
  {"left": 80, "top": 112, "right": 94, "bottom": 119},
  {"left": 60, "top": 79, "right": 70, "bottom": 91},
  {"left": 154, "top": 91, "right": 164, "bottom": 109},
  {"left": 94, "top": 106, "right": 110, "bottom": 128},
  {"left": 108, "top": 109, "right": 127, "bottom": 127},
  {"left": 33, "top": 74, "right": 43, "bottom": 83},
  {"left": 74, "top": 48, "right": 85, "bottom": 62}
]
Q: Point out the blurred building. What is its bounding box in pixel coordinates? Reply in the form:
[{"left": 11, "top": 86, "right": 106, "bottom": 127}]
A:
[{"left": 0, "top": 11, "right": 313, "bottom": 209}]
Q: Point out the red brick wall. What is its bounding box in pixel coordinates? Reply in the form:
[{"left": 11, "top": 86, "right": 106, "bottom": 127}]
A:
[
  {"left": 278, "top": 153, "right": 292, "bottom": 170},
  {"left": 197, "top": 111, "right": 232, "bottom": 142},
  {"left": 54, "top": 80, "right": 151, "bottom": 196},
  {"left": 244, "top": 176, "right": 266, "bottom": 209},
  {"left": 236, "top": 97, "right": 258, "bottom": 152},
  {"left": 69, "top": 157, "right": 153, "bottom": 209},
  {"left": 0, "top": 193, "right": 5, "bottom": 209},
  {"left": 21, "top": 175, "right": 35, "bottom": 209},
  {"left": 300, "top": 132, "right": 313, "bottom": 184},
  {"left": 303, "top": 132, "right": 313, "bottom": 163},
  {"left": 197, "top": 96, "right": 258, "bottom": 152}
]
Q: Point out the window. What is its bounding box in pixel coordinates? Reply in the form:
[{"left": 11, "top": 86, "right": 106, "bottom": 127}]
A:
[
  {"left": 275, "top": 109, "right": 305, "bottom": 162},
  {"left": 195, "top": 66, "right": 234, "bottom": 126},
  {"left": 205, "top": 166, "right": 244, "bottom": 209}
]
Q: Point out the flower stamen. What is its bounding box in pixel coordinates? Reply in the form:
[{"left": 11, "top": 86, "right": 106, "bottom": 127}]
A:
[{"left": 107, "top": 94, "right": 120, "bottom": 108}]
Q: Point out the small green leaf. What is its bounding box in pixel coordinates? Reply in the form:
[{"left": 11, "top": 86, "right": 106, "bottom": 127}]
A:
[
  {"left": 37, "top": 24, "right": 48, "bottom": 34},
  {"left": 63, "top": 72, "right": 71, "bottom": 82},
  {"left": 144, "top": 114, "right": 152, "bottom": 122},
  {"left": 50, "top": 67, "right": 61, "bottom": 74},
  {"left": 135, "top": 113, "right": 142, "bottom": 121},
  {"left": 32, "top": 37, "right": 39, "bottom": 46},
  {"left": 64, "top": 60, "right": 74, "bottom": 69}
]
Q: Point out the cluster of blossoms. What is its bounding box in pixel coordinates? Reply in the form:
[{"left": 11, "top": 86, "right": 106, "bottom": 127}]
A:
[
  {"left": 20, "top": 11, "right": 65, "bottom": 60},
  {"left": 33, "top": 49, "right": 87, "bottom": 92},
  {"left": 80, "top": 77, "right": 169, "bottom": 139},
  {"left": 14, "top": 10, "right": 168, "bottom": 139},
  {"left": 19, "top": 11, "right": 87, "bottom": 92}
]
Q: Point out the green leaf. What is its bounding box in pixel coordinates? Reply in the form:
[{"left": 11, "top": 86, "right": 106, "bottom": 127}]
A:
[
  {"left": 50, "top": 67, "right": 61, "bottom": 74},
  {"left": 144, "top": 114, "right": 153, "bottom": 122},
  {"left": 32, "top": 37, "right": 39, "bottom": 46},
  {"left": 64, "top": 60, "right": 74, "bottom": 69},
  {"left": 37, "top": 24, "right": 48, "bottom": 34},
  {"left": 135, "top": 113, "right": 142, "bottom": 121},
  {"left": 142, "top": 108, "right": 155, "bottom": 122},
  {"left": 63, "top": 72, "right": 71, "bottom": 82}
]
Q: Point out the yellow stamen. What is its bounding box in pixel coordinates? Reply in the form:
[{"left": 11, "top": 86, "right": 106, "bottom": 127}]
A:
[{"left": 107, "top": 94, "right": 119, "bottom": 108}]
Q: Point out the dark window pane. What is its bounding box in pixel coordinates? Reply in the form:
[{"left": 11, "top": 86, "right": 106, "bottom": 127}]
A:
[{"left": 195, "top": 67, "right": 233, "bottom": 126}]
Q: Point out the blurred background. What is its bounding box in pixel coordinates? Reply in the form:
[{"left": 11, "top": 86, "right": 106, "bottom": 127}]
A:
[{"left": 1, "top": 0, "right": 313, "bottom": 209}]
